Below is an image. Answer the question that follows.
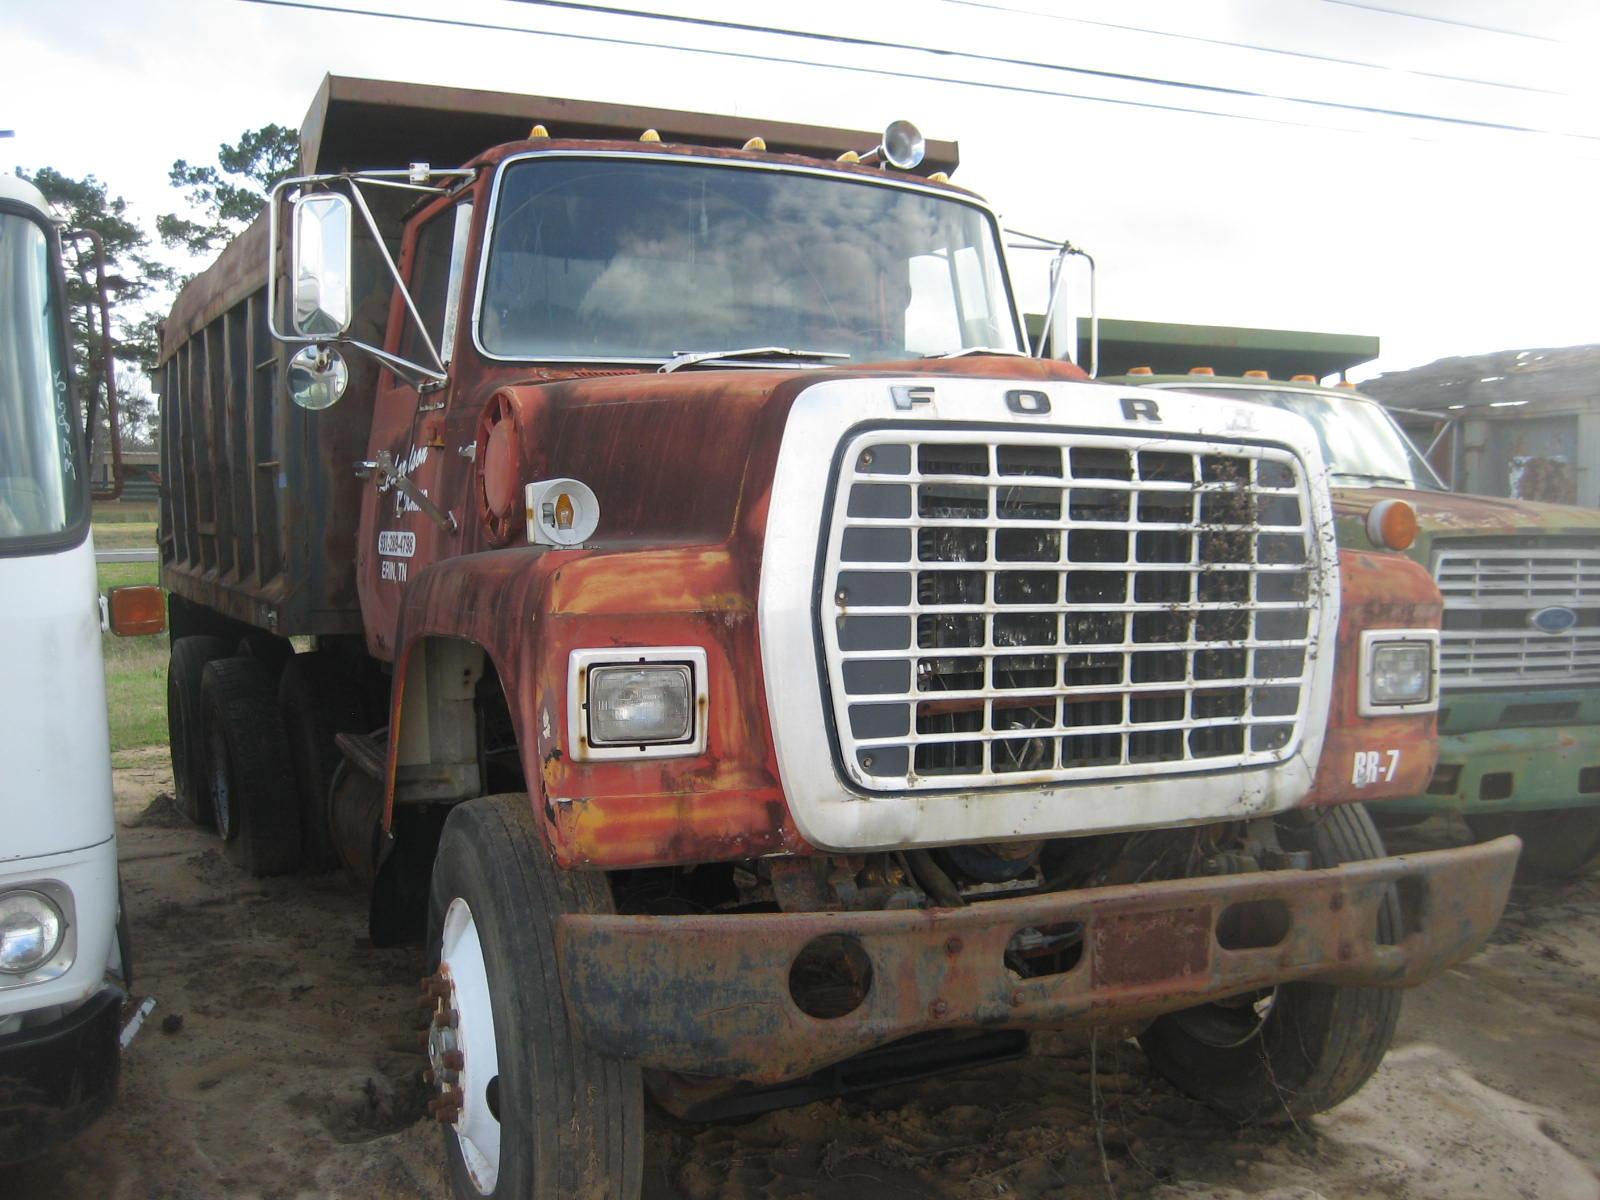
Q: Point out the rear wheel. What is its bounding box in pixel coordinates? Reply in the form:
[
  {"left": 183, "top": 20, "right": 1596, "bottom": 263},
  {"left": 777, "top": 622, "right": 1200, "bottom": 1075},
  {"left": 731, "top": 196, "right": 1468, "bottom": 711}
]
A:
[
  {"left": 1137, "top": 804, "right": 1401, "bottom": 1123},
  {"left": 201, "top": 657, "right": 302, "bottom": 876},
  {"left": 167, "top": 635, "right": 230, "bottom": 827},
  {"left": 424, "top": 794, "right": 642, "bottom": 1199},
  {"left": 279, "top": 652, "right": 372, "bottom": 872},
  {"left": 1467, "top": 807, "right": 1600, "bottom": 881}
]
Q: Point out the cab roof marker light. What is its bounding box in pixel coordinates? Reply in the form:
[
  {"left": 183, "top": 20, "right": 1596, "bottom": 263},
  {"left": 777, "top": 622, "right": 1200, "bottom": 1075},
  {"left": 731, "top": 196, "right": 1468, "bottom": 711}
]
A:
[
  {"left": 742, "top": 136, "right": 766, "bottom": 152},
  {"left": 1188, "top": 366, "right": 1214, "bottom": 376},
  {"left": 1244, "top": 369, "right": 1269, "bottom": 379},
  {"left": 1291, "top": 374, "right": 1318, "bottom": 383},
  {"left": 528, "top": 124, "right": 550, "bottom": 139},
  {"left": 639, "top": 129, "right": 661, "bottom": 142},
  {"left": 1127, "top": 366, "right": 1153, "bottom": 376}
]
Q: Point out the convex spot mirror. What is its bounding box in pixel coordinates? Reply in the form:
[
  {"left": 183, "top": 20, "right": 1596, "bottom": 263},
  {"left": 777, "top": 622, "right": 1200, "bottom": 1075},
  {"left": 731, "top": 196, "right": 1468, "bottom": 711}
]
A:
[
  {"left": 287, "top": 345, "right": 349, "bottom": 410},
  {"left": 291, "top": 192, "right": 353, "bottom": 337}
]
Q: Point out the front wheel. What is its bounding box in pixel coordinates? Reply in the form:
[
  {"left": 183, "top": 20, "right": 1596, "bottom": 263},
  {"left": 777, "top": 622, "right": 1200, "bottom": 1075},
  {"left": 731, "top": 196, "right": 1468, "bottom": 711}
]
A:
[
  {"left": 424, "top": 794, "right": 642, "bottom": 1199},
  {"left": 1467, "top": 807, "right": 1600, "bottom": 881},
  {"left": 1137, "top": 804, "right": 1401, "bottom": 1124}
]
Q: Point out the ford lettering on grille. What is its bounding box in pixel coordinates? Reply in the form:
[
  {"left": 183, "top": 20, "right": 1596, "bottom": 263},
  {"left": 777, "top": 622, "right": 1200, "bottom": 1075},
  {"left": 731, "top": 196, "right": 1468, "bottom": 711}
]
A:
[{"left": 819, "top": 429, "right": 1320, "bottom": 791}]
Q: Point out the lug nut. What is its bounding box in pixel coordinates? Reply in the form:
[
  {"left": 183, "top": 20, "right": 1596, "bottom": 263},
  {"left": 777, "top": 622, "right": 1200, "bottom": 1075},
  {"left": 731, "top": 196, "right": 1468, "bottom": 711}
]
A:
[
  {"left": 433, "top": 1009, "right": 458, "bottom": 1028},
  {"left": 442, "top": 1049, "right": 464, "bottom": 1071}
]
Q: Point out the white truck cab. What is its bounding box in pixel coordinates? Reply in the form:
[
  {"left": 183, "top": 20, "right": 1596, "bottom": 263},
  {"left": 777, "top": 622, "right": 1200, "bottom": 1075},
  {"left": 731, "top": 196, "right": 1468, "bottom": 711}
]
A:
[{"left": 0, "top": 171, "right": 157, "bottom": 1163}]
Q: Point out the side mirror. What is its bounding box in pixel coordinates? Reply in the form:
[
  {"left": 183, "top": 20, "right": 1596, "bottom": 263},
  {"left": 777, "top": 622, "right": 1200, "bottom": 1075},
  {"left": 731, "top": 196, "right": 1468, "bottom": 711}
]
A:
[
  {"left": 287, "top": 345, "right": 349, "bottom": 410},
  {"left": 291, "top": 192, "right": 353, "bottom": 337}
]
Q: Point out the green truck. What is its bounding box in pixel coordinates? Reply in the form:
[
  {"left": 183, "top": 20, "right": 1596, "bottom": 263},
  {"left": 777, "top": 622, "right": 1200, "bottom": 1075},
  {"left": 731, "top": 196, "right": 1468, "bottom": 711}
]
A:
[{"left": 1106, "top": 369, "right": 1600, "bottom": 879}]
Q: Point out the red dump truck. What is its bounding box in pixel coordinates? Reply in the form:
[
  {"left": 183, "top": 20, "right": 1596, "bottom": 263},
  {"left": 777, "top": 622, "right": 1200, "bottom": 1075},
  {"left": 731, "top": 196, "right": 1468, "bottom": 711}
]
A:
[{"left": 156, "top": 77, "right": 1515, "bottom": 1199}]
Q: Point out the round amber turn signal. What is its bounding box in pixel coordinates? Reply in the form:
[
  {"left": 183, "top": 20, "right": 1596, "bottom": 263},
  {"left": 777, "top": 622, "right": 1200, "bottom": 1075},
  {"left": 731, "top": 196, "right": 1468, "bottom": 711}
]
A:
[{"left": 1366, "top": 498, "right": 1419, "bottom": 551}]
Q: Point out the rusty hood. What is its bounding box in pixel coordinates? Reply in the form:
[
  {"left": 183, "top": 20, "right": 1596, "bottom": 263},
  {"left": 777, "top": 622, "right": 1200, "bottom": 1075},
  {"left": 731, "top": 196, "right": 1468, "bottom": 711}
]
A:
[{"left": 1332, "top": 485, "right": 1600, "bottom": 557}]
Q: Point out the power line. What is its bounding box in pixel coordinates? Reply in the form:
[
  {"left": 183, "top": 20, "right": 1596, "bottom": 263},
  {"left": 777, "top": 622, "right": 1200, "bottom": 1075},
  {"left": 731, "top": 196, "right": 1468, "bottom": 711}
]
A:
[
  {"left": 493, "top": 0, "right": 1594, "bottom": 139},
  {"left": 231, "top": 0, "right": 1379, "bottom": 138},
  {"left": 934, "top": 0, "right": 1564, "bottom": 96},
  {"left": 1322, "top": 1, "right": 1561, "bottom": 43},
  {"left": 232, "top": 0, "right": 1594, "bottom": 152}
]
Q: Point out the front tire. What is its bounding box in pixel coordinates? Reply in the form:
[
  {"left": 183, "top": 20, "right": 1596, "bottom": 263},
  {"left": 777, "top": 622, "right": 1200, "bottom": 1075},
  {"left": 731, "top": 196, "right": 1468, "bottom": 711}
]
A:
[
  {"left": 426, "top": 794, "right": 642, "bottom": 1199},
  {"left": 1137, "top": 804, "right": 1401, "bottom": 1123},
  {"left": 200, "top": 657, "right": 302, "bottom": 877},
  {"left": 1467, "top": 807, "right": 1600, "bottom": 881}
]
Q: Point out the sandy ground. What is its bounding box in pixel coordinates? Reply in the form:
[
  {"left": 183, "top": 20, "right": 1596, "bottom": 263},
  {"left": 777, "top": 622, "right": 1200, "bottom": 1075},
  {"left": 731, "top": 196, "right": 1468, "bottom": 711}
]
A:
[{"left": 12, "top": 749, "right": 1600, "bottom": 1200}]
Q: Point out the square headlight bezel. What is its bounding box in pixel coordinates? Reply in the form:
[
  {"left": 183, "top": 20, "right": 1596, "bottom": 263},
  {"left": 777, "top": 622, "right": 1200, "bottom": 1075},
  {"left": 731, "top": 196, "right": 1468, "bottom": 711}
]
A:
[
  {"left": 567, "top": 646, "right": 708, "bottom": 761},
  {"left": 1358, "top": 629, "right": 1439, "bottom": 717}
]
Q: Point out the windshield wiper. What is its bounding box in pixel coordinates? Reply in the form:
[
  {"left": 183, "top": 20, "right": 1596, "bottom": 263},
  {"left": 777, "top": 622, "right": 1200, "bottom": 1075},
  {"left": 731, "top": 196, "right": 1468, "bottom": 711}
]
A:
[
  {"left": 658, "top": 346, "right": 850, "bottom": 374},
  {"left": 1332, "top": 471, "right": 1412, "bottom": 486}
]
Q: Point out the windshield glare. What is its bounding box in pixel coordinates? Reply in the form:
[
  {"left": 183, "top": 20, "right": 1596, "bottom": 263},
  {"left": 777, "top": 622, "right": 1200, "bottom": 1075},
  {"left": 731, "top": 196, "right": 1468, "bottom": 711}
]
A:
[
  {"left": 0, "top": 211, "right": 82, "bottom": 542},
  {"left": 479, "top": 157, "right": 1021, "bottom": 363},
  {"left": 1199, "top": 386, "right": 1445, "bottom": 492}
]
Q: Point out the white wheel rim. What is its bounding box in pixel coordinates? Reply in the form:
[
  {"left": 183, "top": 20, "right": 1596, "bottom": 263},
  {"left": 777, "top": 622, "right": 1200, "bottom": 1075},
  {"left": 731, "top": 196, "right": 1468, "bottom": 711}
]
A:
[{"left": 436, "top": 897, "right": 502, "bottom": 1194}]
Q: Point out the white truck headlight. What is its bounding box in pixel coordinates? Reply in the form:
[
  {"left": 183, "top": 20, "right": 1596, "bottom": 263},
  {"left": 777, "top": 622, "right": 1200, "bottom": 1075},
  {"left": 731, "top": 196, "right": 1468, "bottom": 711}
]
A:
[
  {"left": 0, "top": 890, "right": 65, "bottom": 975},
  {"left": 590, "top": 665, "right": 693, "bottom": 744},
  {"left": 1358, "top": 630, "right": 1439, "bottom": 716},
  {"left": 569, "top": 647, "right": 709, "bottom": 760}
]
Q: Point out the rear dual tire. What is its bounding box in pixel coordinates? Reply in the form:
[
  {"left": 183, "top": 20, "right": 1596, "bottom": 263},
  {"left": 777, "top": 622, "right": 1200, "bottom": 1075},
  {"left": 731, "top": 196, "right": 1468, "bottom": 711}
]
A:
[
  {"left": 168, "top": 635, "right": 231, "bottom": 826},
  {"left": 200, "top": 657, "right": 301, "bottom": 877}
]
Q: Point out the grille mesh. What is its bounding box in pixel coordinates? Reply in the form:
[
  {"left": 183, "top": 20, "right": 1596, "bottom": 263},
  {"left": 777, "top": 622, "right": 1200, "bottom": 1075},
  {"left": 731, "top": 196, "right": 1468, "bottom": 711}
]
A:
[
  {"left": 821, "top": 430, "right": 1320, "bottom": 790},
  {"left": 1434, "top": 543, "right": 1600, "bottom": 688}
]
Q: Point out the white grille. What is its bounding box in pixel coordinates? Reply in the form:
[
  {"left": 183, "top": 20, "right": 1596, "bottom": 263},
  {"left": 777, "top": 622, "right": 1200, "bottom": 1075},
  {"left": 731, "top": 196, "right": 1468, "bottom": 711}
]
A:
[
  {"left": 1434, "top": 544, "right": 1600, "bottom": 688},
  {"left": 819, "top": 429, "right": 1322, "bottom": 791}
]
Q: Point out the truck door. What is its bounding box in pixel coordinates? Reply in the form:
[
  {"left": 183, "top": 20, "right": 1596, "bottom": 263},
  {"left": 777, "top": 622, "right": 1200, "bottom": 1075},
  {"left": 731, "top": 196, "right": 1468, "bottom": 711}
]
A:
[{"left": 359, "top": 199, "right": 474, "bottom": 658}]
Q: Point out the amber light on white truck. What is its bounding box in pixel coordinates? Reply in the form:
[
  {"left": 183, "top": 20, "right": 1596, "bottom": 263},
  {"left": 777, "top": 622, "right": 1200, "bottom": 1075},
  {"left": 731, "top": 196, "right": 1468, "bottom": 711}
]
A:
[
  {"left": 1358, "top": 629, "right": 1440, "bottom": 716},
  {"left": 567, "top": 647, "right": 708, "bottom": 760}
]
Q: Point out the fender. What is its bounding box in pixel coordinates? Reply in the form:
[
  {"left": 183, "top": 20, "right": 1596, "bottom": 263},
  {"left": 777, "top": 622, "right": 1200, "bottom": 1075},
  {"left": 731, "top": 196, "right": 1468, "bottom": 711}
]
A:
[{"left": 390, "top": 544, "right": 805, "bottom": 868}]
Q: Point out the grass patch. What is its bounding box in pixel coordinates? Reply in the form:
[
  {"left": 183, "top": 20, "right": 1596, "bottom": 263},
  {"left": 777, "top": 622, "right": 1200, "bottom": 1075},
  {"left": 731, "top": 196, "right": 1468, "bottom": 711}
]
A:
[
  {"left": 92, "top": 502, "right": 159, "bottom": 524},
  {"left": 94, "top": 522, "right": 158, "bottom": 550},
  {"left": 98, "top": 556, "right": 168, "bottom": 754}
]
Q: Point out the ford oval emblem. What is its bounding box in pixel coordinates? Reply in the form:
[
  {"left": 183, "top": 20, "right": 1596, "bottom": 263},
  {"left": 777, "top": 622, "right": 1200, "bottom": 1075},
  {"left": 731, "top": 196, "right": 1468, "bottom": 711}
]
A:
[{"left": 1529, "top": 606, "right": 1579, "bottom": 634}]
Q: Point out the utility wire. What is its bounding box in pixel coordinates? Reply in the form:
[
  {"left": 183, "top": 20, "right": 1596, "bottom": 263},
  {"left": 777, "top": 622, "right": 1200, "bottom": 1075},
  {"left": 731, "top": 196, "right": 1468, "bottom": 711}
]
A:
[
  {"left": 233, "top": 0, "right": 1594, "bottom": 152},
  {"left": 231, "top": 0, "right": 1383, "bottom": 138},
  {"left": 1322, "top": 1, "right": 1561, "bottom": 43},
  {"left": 493, "top": 0, "right": 1595, "bottom": 139},
  {"left": 934, "top": 0, "right": 1564, "bottom": 95}
]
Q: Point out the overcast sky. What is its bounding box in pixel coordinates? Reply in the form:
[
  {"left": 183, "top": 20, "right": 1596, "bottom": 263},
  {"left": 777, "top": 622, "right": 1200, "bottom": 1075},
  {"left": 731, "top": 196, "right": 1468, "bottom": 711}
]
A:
[{"left": 4, "top": 0, "right": 1598, "bottom": 378}]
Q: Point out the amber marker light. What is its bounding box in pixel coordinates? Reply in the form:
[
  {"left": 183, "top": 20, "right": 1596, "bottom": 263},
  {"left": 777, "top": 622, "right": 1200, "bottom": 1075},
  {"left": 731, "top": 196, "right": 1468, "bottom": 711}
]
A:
[
  {"left": 1367, "top": 499, "right": 1419, "bottom": 551},
  {"left": 1126, "top": 366, "right": 1153, "bottom": 375},
  {"left": 107, "top": 585, "right": 166, "bottom": 637},
  {"left": 1244, "top": 369, "right": 1269, "bottom": 379},
  {"left": 1291, "top": 373, "right": 1317, "bottom": 383},
  {"left": 1188, "top": 366, "right": 1215, "bottom": 376},
  {"left": 1335, "top": 381, "right": 1358, "bottom": 390},
  {"left": 742, "top": 136, "right": 766, "bottom": 151}
]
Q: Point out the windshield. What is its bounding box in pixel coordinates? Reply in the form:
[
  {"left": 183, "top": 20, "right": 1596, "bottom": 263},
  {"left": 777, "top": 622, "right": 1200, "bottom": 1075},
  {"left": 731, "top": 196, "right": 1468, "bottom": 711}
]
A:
[
  {"left": 479, "top": 156, "right": 1021, "bottom": 363},
  {"left": 1198, "top": 386, "right": 1445, "bottom": 492},
  {"left": 0, "top": 210, "right": 83, "bottom": 543}
]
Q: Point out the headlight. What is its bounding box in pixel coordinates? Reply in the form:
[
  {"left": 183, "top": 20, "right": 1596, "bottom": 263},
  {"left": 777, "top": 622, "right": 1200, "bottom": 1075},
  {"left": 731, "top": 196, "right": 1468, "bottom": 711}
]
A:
[
  {"left": 569, "top": 647, "right": 709, "bottom": 760},
  {"left": 1359, "top": 630, "right": 1439, "bottom": 715},
  {"left": 1371, "top": 644, "right": 1432, "bottom": 703},
  {"left": 590, "top": 665, "right": 693, "bottom": 745},
  {"left": 0, "top": 890, "right": 65, "bottom": 975}
]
